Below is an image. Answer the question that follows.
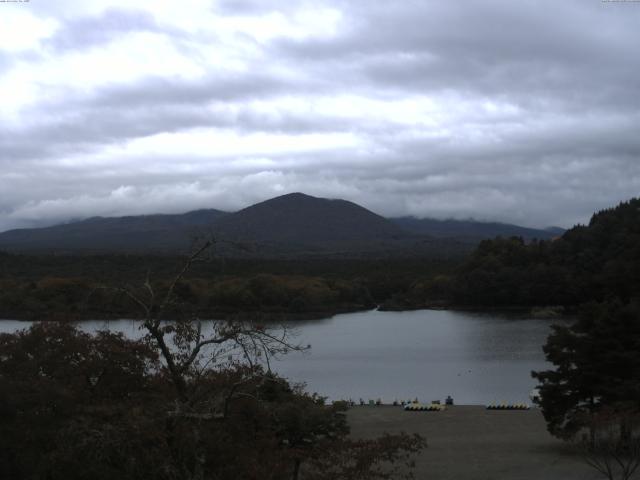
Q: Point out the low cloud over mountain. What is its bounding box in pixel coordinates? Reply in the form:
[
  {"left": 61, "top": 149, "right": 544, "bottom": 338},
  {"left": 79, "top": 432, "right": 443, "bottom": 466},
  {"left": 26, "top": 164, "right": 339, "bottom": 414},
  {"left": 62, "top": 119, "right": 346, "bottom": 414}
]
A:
[{"left": 0, "top": 193, "right": 561, "bottom": 256}]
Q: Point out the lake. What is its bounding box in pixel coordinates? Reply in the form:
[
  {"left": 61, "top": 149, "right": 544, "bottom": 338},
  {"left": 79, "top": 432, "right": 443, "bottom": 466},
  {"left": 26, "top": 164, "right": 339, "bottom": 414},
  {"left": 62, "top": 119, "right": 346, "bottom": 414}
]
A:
[{"left": 0, "top": 309, "right": 565, "bottom": 405}]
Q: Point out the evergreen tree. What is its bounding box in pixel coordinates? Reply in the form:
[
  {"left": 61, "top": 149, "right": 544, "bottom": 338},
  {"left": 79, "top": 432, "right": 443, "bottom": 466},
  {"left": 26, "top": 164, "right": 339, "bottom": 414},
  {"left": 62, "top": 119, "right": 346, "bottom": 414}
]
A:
[
  {"left": 453, "top": 197, "right": 640, "bottom": 307},
  {"left": 532, "top": 301, "right": 640, "bottom": 440}
]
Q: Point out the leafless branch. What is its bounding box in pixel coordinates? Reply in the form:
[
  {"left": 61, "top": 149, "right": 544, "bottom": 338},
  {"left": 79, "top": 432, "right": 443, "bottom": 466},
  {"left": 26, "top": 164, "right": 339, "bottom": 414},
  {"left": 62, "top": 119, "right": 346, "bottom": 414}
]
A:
[
  {"left": 95, "top": 238, "right": 307, "bottom": 405},
  {"left": 577, "top": 408, "right": 640, "bottom": 480}
]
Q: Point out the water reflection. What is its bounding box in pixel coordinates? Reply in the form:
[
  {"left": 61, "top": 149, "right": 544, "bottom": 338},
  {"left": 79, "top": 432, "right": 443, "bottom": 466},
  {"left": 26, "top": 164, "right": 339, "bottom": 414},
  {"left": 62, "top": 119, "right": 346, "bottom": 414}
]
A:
[{"left": 275, "top": 309, "right": 569, "bottom": 405}]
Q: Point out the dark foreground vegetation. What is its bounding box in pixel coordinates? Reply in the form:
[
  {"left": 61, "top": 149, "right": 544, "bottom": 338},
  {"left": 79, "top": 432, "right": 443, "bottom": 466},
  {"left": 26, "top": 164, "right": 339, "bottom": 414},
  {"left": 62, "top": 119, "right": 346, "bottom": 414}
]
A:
[{"left": 0, "top": 323, "right": 424, "bottom": 480}]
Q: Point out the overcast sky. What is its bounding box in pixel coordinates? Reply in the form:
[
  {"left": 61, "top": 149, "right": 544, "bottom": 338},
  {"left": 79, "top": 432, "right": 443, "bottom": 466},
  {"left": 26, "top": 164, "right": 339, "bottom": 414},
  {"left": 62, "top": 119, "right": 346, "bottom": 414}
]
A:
[{"left": 1, "top": 0, "right": 639, "bottom": 232}]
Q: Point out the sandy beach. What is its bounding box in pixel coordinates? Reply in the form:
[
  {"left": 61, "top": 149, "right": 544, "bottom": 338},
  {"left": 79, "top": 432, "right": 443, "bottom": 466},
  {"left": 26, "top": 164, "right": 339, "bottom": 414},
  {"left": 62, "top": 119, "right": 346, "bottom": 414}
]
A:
[{"left": 347, "top": 405, "right": 602, "bottom": 480}]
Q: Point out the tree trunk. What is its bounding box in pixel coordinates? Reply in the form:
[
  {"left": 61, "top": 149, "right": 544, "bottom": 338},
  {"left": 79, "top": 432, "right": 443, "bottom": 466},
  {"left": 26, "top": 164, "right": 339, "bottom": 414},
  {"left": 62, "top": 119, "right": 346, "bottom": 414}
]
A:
[{"left": 292, "top": 458, "right": 301, "bottom": 480}]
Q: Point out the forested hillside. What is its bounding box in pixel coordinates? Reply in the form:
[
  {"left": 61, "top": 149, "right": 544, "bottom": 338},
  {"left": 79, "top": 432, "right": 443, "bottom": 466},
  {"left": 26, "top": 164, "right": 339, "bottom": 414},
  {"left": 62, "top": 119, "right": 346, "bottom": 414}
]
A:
[{"left": 395, "top": 198, "right": 640, "bottom": 309}]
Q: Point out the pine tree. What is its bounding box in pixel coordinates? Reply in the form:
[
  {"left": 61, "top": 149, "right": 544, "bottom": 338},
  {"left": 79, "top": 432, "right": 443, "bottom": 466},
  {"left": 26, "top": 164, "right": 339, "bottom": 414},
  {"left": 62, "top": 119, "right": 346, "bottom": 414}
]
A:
[{"left": 532, "top": 301, "right": 640, "bottom": 440}]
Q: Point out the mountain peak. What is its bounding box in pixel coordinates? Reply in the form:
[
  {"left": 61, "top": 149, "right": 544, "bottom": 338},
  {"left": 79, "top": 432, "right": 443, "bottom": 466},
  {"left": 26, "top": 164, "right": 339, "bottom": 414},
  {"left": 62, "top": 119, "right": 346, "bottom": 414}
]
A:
[
  {"left": 254, "top": 192, "right": 325, "bottom": 205},
  {"left": 213, "top": 192, "right": 403, "bottom": 247},
  {"left": 0, "top": 192, "right": 567, "bottom": 256},
  {"left": 274, "top": 192, "right": 314, "bottom": 199}
]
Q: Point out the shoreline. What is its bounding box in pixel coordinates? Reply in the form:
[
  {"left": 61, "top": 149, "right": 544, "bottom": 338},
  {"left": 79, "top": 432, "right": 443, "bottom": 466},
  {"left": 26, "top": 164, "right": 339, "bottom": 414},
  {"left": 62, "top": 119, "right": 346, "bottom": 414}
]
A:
[{"left": 0, "top": 304, "right": 575, "bottom": 323}]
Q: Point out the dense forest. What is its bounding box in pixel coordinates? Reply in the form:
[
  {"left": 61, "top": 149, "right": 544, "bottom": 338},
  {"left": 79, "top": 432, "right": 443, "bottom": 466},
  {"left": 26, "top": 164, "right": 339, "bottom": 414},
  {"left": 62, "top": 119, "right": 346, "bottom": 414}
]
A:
[
  {"left": 390, "top": 198, "right": 640, "bottom": 311},
  {"left": 0, "top": 254, "right": 455, "bottom": 320}
]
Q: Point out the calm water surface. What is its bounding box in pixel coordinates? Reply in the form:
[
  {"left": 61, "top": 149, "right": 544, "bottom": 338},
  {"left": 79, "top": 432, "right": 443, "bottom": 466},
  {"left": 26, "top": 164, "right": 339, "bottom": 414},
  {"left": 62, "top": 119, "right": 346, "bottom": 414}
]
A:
[{"left": 1, "top": 309, "right": 565, "bottom": 405}]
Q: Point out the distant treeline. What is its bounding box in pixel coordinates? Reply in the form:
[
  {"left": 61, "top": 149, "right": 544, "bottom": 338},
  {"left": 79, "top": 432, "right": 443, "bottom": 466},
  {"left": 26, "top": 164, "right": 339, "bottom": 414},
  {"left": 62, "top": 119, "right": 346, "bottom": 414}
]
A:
[{"left": 0, "top": 254, "right": 455, "bottom": 320}]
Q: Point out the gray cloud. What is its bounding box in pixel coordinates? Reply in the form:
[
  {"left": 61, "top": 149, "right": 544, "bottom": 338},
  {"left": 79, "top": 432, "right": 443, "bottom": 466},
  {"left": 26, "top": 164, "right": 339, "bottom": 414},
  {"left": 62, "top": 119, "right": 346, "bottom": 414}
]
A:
[
  {"left": 45, "top": 8, "right": 162, "bottom": 52},
  {"left": 273, "top": 1, "right": 640, "bottom": 109},
  {"left": 214, "top": 0, "right": 298, "bottom": 15},
  {"left": 0, "top": 52, "right": 11, "bottom": 75},
  {"left": 87, "top": 73, "right": 293, "bottom": 109},
  {"left": 1, "top": 0, "right": 639, "bottom": 232},
  {"left": 0, "top": 72, "right": 346, "bottom": 171}
]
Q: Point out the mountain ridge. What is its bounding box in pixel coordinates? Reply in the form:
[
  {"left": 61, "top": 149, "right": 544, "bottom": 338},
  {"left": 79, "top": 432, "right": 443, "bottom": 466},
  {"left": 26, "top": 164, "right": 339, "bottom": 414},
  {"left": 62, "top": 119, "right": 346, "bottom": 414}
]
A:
[
  {"left": 390, "top": 216, "right": 561, "bottom": 241},
  {"left": 0, "top": 193, "right": 563, "bottom": 256}
]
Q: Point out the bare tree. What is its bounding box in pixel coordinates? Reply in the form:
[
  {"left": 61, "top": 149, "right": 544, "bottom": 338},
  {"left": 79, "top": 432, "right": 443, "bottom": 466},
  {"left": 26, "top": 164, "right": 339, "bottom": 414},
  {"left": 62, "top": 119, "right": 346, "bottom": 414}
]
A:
[
  {"left": 97, "top": 239, "right": 425, "bottom": 480},
  {"left": 110, "top": 239, "right": 307, "bottom": 405},
  {"left": 99, "top": 239, "right": 312, "bottom": 479},
  {"left": 577, "top": 407, "right": 640, "bottom": 480}
]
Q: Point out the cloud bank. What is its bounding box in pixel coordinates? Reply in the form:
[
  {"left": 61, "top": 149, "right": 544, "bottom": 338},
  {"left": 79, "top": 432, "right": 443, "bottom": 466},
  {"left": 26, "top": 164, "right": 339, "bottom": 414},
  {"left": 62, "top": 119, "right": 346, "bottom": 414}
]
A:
[{"left": 1, "top": 0, "right": 639, "bottom": 231}]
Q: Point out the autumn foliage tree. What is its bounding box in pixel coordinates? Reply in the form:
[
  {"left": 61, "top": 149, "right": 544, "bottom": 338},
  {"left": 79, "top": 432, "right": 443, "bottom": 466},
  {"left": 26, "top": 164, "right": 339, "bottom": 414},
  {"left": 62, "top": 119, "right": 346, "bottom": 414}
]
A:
[
  {"left": 0, "top": 323, "right": 163, "bottom": 479},
  {"left": 0, "top": 241, "right": 425, "bottom": 479}
]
